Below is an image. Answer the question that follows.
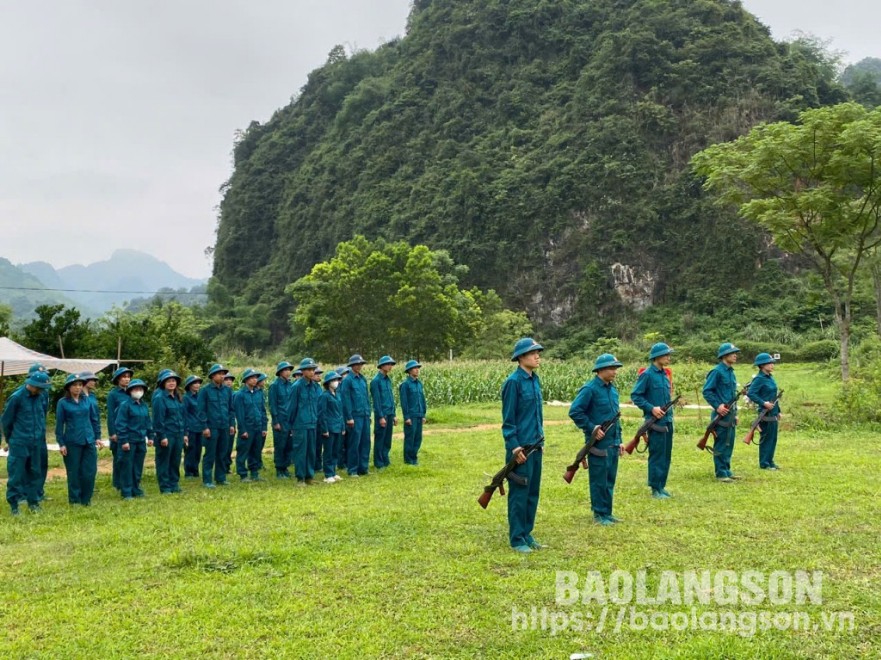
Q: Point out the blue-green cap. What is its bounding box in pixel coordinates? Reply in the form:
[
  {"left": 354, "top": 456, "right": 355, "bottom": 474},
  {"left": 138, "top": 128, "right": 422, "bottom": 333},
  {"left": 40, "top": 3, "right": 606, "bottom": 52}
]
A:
[
  {"left": 717, "top": 342, "right": 740, "bottom": 359},
  {"left": 184, "top": 375, "right": 202, "bottom": 390},
  {"left": 207, "top": 363, "right": 229, "bottom": 378},
  {"left": 649, "top": 343, "right": 674, "bottom": 360},
  {"left": 241, "top": 368, "right": 259, "bottom": 382},
  {"left": 754, "top": 353, "right": 777, "bottom": 367},
  {"left": 323, "top": 370, "right": 342, "bottom": 385},
  {"left": 63, "top": 373, "right": 85, "bottom": 389},
  {"left": 25, "top": 371, "right": 51, "bottom": 389},
  {"left": 158, "top": 370, "right": 180, "bottom": 386},
  {"left": 511, "top": 337, "right": 544, "bottom": 361},
  {"left": 404, "top": 360, "right": 422, "bottom": 372},
  {"left": 112, "top": 366, "right": 134, "bottom": 383},
  {"left": 126, "top": 378, "right": 147, "bottom": 392},
  {"left": 592, "top": 353, "right": 623, "bottom": 372},
  {"left": 276, "top": 361, "right": 294, "bottom": 375},
  {"left": 298, "top": 357, "right": 318, "bottom": 371},
  {"left": 347, "top": 354, "right": 367, "bottom": 366},
  {"left": 377, "top": 355, "right": 396, "bottom": 368}
]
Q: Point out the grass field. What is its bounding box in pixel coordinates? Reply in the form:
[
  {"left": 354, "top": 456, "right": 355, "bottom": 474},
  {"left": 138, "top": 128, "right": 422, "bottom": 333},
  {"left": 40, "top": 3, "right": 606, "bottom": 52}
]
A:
[{"left": 1, "top": 394, "right": 878, "bottom": 658}]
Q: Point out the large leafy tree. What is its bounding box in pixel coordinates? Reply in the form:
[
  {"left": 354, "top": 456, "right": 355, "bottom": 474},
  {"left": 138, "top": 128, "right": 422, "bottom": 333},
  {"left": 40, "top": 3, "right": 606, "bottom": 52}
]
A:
[
  {"left": 692, "top": 103, "right": 881, "bottom": 379},
  {"left": 287, "top": 236, "right": 491, "bottom": 361}
]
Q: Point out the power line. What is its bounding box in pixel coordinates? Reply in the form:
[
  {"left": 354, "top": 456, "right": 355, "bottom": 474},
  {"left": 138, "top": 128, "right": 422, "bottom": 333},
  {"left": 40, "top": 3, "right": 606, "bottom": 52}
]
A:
[{"left": 0, "top": 285, "right": 206, "bottom": 295}]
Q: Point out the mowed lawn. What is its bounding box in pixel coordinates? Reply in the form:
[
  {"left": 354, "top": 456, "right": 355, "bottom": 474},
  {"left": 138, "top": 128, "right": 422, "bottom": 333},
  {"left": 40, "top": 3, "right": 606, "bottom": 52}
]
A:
[{"left": 1, "top": 403, "right": 878, "bottom": 658}]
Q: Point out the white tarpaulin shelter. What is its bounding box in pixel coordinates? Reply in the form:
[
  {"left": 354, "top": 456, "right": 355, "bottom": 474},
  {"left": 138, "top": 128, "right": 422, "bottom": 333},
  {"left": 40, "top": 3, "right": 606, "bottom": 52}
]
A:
[{"left": 0, "top": 337, "right": 116, "bottom": 377}]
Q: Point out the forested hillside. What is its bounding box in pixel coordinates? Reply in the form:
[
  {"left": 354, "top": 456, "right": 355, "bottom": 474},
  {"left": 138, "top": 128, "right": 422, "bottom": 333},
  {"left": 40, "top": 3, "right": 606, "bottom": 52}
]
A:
[{"left": 212, "top": 0, "right": 847, "bottom": 346}]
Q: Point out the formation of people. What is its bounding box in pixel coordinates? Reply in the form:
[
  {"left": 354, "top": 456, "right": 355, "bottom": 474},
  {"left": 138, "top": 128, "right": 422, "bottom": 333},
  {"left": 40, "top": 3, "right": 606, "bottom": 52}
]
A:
[
  {"left": 1, "top": 355, "right": 428, "bottom": 514},
  {"left": 502, "top": 338, "right": 782, "bottom": 553}
]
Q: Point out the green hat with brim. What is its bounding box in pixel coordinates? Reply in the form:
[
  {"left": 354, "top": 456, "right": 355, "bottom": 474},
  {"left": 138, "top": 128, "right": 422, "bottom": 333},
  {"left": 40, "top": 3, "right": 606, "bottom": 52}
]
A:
[
  {"left": 592, "top": 353, "right": 623, "bottom": 372},
  {"left": 404, "top": 360, "right": 422, "bottom": 372},
  {"left": 126, "top": 378, "right": 147, "bottom": 392},
  {"left": 207, "top": 364, "right": 229, "bottom": 378},
  {"left": 347, "top": 354, "right": 367, "bottom": 366},
  {"left": 25, "top": 372, "right": 52, "bottom": 390},
  {"left": 717, "top": 342, "right": 741, "bottom": 359},
  {"left": 63, "top": 373, "right": 85, "bottom": 390},
  {"left": 511, "top": 337, "right": 544, "bottom": 361},
  {"left": 754, "top": 353, "right": 777, "bottom": 367},
  {"left": 298, "top": 358, "right": 318, "bottom": 371},
  {"left": 112, "top": 367, "right": 134, "bottom": 383},
  {"left": 377, "top": 355, "right": 396, "bottom": 368},
  {"left": 323, "top": 370, "right": 342, "bottom": 385},
  {"left": 184, "top": 375, "right": 202, "bottom": 390},
  {"left": 276, "top": 361, "right": 294, "bottom": 375},
  {"left": 256, "top": 372, "right": 268, "bottom": 383},
  {"left": 649, "top": 343, "right": 674, "bottom": 360},
  {"left": 158, "top": 370, "right": 181, "bottom": 387},
  {"left": 241, "top": 368, "right": 259, "bottom": 382}
]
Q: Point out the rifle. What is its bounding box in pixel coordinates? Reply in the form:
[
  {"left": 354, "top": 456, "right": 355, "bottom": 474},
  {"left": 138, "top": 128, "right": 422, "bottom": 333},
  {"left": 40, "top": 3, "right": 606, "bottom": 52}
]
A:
[
  {"left": 623, "top": 396, "right": 680, "bottom": 455},
  {"left": 563, "top": 412, "right": 621, "bottom": 484},
  {"left": 696, "top": 378, "right": 754, "bottom": 455},
  {"left": 478, "top": 442, "right": 540, "bottom": 509},
  {"left": 744, "top": 390, "right": 784, "bottom": 445}
]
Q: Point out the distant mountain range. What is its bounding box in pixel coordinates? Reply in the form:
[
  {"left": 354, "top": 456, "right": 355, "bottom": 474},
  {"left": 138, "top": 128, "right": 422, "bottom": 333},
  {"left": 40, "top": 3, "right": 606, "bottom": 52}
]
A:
[{"left": 0, "top": 249, "right": 207, "bottom": 320}]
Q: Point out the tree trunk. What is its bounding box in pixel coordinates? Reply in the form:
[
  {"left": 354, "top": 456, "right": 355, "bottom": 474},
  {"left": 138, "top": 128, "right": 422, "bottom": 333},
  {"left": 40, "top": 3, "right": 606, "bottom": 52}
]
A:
[
  {"left": 838, "top": 313, "right": 851, "bottom": 381},
  {"left": 873, "top": 261, "right": 881, "bottom": 337}
]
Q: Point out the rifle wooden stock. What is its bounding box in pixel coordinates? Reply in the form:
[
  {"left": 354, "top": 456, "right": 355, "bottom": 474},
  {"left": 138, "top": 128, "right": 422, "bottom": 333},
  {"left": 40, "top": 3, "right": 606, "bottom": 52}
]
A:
[
  {"left": 626, "top": 396, "right": 680, "bottom": 455},
  {"left": 700, "top": 379, "right": 753, "bottom": 452},
  {"left": 563, "top": 413, "right": 620, "bottom": 484},
  {"left": 696, "top": 429, "right": 714, "bottom": 451},
  {"left": 478, "top": 443, "right": 538, "bottom": 509},
  {"left": 743, "top": 390, "right": 783, "bottom": 446}
]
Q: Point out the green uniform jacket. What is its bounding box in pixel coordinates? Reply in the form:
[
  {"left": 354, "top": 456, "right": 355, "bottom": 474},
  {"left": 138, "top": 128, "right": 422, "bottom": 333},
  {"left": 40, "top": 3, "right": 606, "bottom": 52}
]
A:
[{"left": 501, "top": 367, "right": 544, "bottom": 452}]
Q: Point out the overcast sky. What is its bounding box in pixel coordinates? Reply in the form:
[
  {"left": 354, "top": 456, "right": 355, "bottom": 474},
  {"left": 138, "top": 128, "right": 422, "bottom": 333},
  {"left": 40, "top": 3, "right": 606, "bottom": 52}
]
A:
[{"left": 1, "top": 1, "right": 878, "bottom": 280}]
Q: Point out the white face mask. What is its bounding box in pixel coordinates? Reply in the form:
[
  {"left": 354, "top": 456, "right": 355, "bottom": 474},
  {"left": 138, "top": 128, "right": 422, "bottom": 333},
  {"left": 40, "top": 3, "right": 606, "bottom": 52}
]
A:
[
  {"left": 130, "top": 390, "right": 144, "bottom": 401},
  {"left": 330, "top": 381, "right": 339, "bottom": 390}
]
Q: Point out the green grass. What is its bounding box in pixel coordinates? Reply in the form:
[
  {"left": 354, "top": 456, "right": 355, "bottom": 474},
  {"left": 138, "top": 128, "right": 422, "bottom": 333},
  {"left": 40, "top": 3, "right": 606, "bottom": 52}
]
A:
[{"left": 1, "top": 404, "right": 878, "bottom": 658}]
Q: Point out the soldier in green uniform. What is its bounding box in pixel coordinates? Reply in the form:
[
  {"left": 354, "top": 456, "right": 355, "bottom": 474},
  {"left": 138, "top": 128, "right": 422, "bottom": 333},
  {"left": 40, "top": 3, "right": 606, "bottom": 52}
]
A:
[
  {"left": 340, "top": 355, "right": 371, "bottom": 477},
  {"left": 2, "top": 371, "right": 51, "bottom": 515},
  {"left": 57, "top": 374, "right": 101, "bottom": 505},
  {"left": 152, "top": 371, "right": 186, "bottom": 493},
  {"left": 568, "top": 354, "right": 624, "bottom": 525},
  {"left": 269, "top": 361, "right": 295, "bottom": 479},
  {"left": 702, "top": 343, "right": 742, "bottom": 483},
  {"left": 631, "top": 343, "right": 675, "bottom": 499},
  {"left": 748, "top": 353, "right": 782, "bottom": 470},
  {"left": 317, "top": 370, "right": 344, "bottom": 483},
  {"left": 107, "top": 367, "right": 134, "bottom": 491},
  {"left": 115, "top": 379, "right": 153, "bottom": 499},
  {"left": 234, "top": 368, "right": 266, "bottom": 482},
  {"left": 288, "top": 358, "right": 321, "bottom": 485},
  {"left": 197, "top": 364, "right": 235, "bottom": 488},
  {"left": 371, "top": 355, "right": 397, "bottom": 469},
  {"left": 502, "top": 338, "right": 545, "bottom": 553},
  {"left": 182, "top": 375, "right": 203, "bottom": 477},
  {"left": 222, "top": 373, "right": 236, "bottom": 475},
  {"left": 399, "top": 360, "right": 427, "bottom": 466}
]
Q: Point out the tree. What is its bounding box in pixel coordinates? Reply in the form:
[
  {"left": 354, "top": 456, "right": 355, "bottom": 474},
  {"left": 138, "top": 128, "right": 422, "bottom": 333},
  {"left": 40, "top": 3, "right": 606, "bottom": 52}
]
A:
[
  {"left": 692, "top": 103, "right": 881, "bottom": 379},
  {"left": 0, "top": 304, "right": 11, "bottom": 337},
  {"left": 19, "top": 304, "right": 88, "bottom": 357},
  {"left": 287, "top": 236, "right": 486, "bottom": 361}
]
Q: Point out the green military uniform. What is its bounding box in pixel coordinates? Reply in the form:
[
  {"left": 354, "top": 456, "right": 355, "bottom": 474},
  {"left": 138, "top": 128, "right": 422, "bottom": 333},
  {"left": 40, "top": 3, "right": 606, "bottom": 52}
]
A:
[
  {"left": 702, "top": 343, "right": 741, "bottom": 481},
  {"left": 568, "top": 354, "right": 623, "bottom": 524},
  {"left": 2, "top": 371, "right": 51, "bottom": 514},
  {"left": 748, "top": 353, "right": 782, "bottom": 470},
  {"left": 502, "top": 338, "right": 545, "bottom": 552},
  {"left": 631, "top": 343, "right": 675, "bottom": 498}
]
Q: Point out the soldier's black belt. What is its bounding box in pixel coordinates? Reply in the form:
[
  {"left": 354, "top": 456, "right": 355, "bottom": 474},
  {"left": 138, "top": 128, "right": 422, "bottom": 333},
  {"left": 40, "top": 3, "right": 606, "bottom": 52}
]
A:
[
  {"left": 588, "top": 446, "right": 608, "bottom": 457},
  {"left": 649, "top": 424, "right": 669, "bottom": 432},
  {"left": 716, "top": 418, "right": 735, "bottom": 428}
]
